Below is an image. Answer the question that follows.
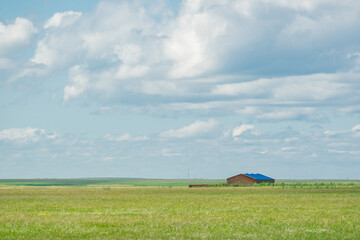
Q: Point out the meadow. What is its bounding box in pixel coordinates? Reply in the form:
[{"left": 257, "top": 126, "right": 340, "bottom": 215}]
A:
[
  {"left": 1, "top": 179, "right": 360, "bottom": 239},
  {"left": 1, "top": 178, "right": 359, "bottom": 187},
  {"left": 0, "top": 178, "right": 225, "bottom": 187}
]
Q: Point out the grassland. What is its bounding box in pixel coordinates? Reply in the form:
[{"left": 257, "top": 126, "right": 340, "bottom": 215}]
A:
[
  {"left": 0, "top": 178, "right": 225, "bottom": 187},
  {"left": 1, "top": 181, "right": 360, "bottom": 239},
  {"left": 1, "top": 178, "right": 360, "bottom": 187}
]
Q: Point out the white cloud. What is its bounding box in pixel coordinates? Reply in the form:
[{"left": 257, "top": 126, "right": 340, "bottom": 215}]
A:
[
  {"left": 113, "top": 44, "right": 150, "bottom": 79},
  {"left": 0, "top": 128, "right": 53, "bottom": 143},
  {"left": 115, "top": 44, "right": 142, "bottom": 65},
  {"left": 323, "top": 124, "right": 360, "bottom": 138},
  {"left": 31, "top": 40, "right": 57, "bottom": 66},
  {"left": 160, "top": 119, "right": 219, "bottom": 138},
  {"left": 324, "top": 130, "right": 341, "bottom": 136},
  {"left": 79, "top": 1, "right": 156, "bottom": 58},
  {"left": 104, "top": 133, "right": 149, "bottom": 142},
  {"left": 212, "top": 73, "right": 350, "bottom": 102},
  {"left": 4, "top": 0, "right": 360, "bottom": 125},
  {"left": 211, "top": 79, "right": 272, "bottom": 96},
  {"left": 352, "top": 124, "right": 360, "bottom": 137},
  {"left": 352, "top": 124, "right": 360, "bottom": 132},
  {"left": 63, "top": 66, "right": 89, "bottom": 101},
  {"left": 2, "top": 122, "right": 360, "bottom": 178},
  {"left": 281, "top": 146, "right": 297, "bottom": 151},
  {"left": 7, "top": 67, "right": 47, "bottom": 83},
  {"left": 164, "top": 3, "right": 227, "bottom": 78},
  {"left": 116, "top": 64, "right": 150, "bottom": 79},
  {"left": 273, "top": 78, "right": 347, "bottom": 102},
  {"left": 44, "top": 11, "right": 82, "bottom": 29},
  {"left": 0, "top": 18, "right": 37, "bottom": 56},
  {"left": 256, "top": 108, "right": 326, "bottom": 122},
  {"left": 161, "top": 148, "right": 182, "bottom": 157},
  {"left": 232, "top": 124, "right": 260, "bottom": 137}
]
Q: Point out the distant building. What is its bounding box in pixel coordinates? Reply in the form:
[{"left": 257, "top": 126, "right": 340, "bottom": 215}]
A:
[{"left": 227, "top": 173, "right": 275, "bottom": 185}]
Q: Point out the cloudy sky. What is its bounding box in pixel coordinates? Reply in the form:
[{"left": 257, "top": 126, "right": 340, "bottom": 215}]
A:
[{"left": 1, "top": 0, "right": 360, "bottom": 179}]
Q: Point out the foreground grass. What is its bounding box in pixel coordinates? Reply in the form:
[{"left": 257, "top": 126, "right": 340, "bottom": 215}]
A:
[{"left": 1, "top": 186, "right": 360, "bottom": 239}]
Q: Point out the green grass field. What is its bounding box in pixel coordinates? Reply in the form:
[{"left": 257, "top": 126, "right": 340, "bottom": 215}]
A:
[
  {"left": 1, "top": 178, "right": 360, "bottom": 187},
  {"left": 0, "top": 178, "right": 225, "bottom": 187},
  {"left": 1, "top": 179, "right": 360, "bottom": 239}
]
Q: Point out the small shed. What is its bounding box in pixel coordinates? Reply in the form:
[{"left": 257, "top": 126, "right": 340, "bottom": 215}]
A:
[{"left": 227, "top": 173, "right": 275, "bottom": 185}]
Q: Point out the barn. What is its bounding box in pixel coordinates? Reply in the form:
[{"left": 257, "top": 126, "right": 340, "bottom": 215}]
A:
[{"left": 227, "top": 173, "right": 275, "bottom": 185}]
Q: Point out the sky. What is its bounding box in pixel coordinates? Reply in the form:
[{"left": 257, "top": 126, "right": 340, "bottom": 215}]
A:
[{"left": 1, "top": 0, "right": 360, "bottom": 179}]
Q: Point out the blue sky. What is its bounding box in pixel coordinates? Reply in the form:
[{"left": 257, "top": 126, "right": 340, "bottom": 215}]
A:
[{"left": 1, "top": 0, "right": 360, "bottom": 179}]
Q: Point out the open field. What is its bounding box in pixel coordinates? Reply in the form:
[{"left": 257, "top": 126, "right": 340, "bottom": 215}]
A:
[
  {"left": 1, "top": 178, "right": 360, "bottom": 187},
  {"left": 1, "top": 184, "right": 360, "bottom": 239},
  {"left": 0, "top": 178, "right": 225, "bottom": 187}
]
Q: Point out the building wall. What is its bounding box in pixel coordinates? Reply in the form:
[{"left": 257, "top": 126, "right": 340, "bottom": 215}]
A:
[{"left": 227, "top": 174, "right": 256, "bottom": 185}]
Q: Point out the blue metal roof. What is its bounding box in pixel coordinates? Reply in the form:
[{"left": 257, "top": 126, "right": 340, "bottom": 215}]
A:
[{"left": 244, "top": 173, "right": 274, "bottom": 180}]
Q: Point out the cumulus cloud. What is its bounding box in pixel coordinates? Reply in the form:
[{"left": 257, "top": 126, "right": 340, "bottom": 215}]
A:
[
  {"left": 31, "top": 40, "right": 57, "bottom": 66},
  {"left": 3, "top": 0, "right": 360, "bottom": 179},
  {"left": 115, "top": 43, "right": 142, "bottom": 65},
  {"left": 63, "top": 66, "right": 90, "bottom": 101},
  {"left": 44, "top": 11, "right": 82, "bottom": 29},
  {"left": 4, "top": 0, "right": 360, "bottom": 123},
  {"left": 159, "top": 119, "right": 219, "bottom": 138},
  {"left": 164, "top": 1, "right": 228, "bottom": 78},
  {"left": 0, "top": 128, "right": 54, "bottom": 143},
  {"left": 0, "top": 18, "right": 37, "bottom": 56}
]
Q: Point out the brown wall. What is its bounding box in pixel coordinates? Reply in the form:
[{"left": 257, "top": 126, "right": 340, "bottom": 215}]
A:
[
  {"left": 227, "top": 174, "right": 256, "bottom": 185},
  {"left": 227, "top": 174, "right": 275, "bottom": 185}
]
